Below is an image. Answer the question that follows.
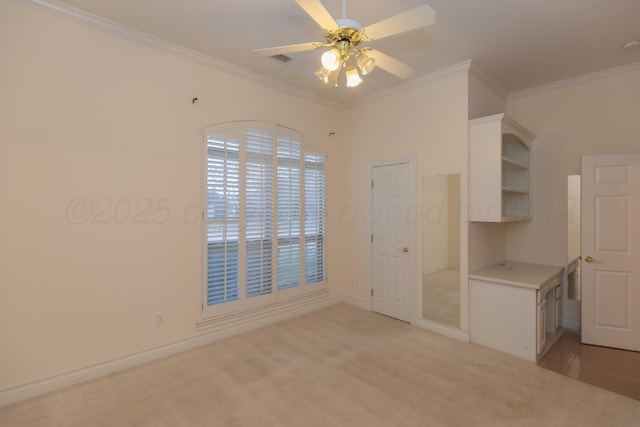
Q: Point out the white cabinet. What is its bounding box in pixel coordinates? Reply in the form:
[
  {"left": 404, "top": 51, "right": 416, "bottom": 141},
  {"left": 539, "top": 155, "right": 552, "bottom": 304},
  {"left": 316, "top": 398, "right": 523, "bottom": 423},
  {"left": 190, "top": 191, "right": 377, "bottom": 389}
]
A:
[
  {"left": 469, "top": 114, "right": 535, "bottom": 222},
  {"left": 469, "top": 261, "right": 563, "bottom": 361}
]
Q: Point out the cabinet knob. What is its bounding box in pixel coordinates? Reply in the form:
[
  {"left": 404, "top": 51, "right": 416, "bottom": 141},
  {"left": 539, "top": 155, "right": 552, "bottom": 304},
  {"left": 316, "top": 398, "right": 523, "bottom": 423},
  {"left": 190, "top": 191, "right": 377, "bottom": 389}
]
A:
[{"left": 402, "top": 247, "right": 409, "bottom": 253}]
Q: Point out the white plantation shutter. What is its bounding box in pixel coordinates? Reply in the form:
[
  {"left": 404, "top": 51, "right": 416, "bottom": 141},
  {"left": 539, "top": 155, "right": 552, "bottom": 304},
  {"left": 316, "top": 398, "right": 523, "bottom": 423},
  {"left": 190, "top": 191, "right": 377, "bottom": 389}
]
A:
[
  {"left": 304, "top": 153, "right": 325, "bottom": 284},
  {"left": 277, "top": 136, "right": 302, "bottom": 291},
  {"left": 245, "top": 129, "right": 274, "bottom": 298},
  {"left": 206, "top": 131, "right": 240, "bottom": 306},
  {"left": 203, "top": 122, "right": 326, "bottom": 317}
]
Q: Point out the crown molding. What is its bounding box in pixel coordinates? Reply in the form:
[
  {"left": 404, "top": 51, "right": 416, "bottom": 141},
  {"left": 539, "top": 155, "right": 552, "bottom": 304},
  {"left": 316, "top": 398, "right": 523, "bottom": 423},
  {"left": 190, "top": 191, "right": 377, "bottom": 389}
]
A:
[
  {"left": 509, "top": 61, "right": 640, "bottom": 100},
  {"left": 344, "top": 59, "right": 472, "bottom": 109},
  {"left": 11, "top": 0, "right": 343, "bottom": 110}
]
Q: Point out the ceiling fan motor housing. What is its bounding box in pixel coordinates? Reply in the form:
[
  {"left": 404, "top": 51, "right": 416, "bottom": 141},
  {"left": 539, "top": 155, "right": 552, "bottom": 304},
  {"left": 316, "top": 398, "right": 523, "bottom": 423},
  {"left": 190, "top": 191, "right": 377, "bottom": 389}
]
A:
[{"left": 324, "top": 25, "right": 366, "bottom": 60}]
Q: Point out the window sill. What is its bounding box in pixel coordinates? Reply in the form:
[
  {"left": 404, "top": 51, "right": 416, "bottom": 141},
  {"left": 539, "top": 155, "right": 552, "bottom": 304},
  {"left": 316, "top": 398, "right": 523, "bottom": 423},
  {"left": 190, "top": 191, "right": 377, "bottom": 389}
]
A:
[{"left": 197, "top": 288, "right": 329, "bottom": 330}]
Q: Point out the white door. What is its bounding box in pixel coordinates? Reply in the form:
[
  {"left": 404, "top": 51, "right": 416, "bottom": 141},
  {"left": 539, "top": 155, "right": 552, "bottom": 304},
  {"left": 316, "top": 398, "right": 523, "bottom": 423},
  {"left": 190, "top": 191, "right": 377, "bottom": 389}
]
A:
[
  {"left": 371, "top": 163, "right": 412, "bottom": 322},
  {"left": 581, "top": 153, "right": 640, "bottom": 351}
]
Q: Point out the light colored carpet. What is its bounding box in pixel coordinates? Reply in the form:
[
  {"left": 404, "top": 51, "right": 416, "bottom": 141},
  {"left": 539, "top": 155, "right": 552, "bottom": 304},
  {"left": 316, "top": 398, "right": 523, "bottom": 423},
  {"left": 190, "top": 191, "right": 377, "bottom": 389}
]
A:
[
  {"left": 423, "top": 268, "right": 460, "bottom": 328},
  {"left": 1, "top": 304, "right": 639, "bottom": 426}
]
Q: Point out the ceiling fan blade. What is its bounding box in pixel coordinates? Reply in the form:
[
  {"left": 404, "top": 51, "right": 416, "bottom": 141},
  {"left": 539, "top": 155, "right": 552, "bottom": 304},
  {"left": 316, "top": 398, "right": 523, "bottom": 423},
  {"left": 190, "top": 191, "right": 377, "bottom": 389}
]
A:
[
  {"left": 295, "top": 0, "right": 339, "bottom": 31},
  {"left": 253, "top": 42, "right": 324, "bottom": 57},
  {"left": 366, "top": 49, "right": 415, "bottom": 79},
  {"left": 361, "top": 5, "right": 435, "bottom": 41}
]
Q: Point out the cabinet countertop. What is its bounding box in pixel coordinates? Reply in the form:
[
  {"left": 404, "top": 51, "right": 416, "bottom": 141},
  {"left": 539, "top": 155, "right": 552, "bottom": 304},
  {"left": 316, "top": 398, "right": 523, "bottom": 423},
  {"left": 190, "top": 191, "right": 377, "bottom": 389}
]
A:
[{"left": 469, "top": 260, "right": 563, "bottom": 290}]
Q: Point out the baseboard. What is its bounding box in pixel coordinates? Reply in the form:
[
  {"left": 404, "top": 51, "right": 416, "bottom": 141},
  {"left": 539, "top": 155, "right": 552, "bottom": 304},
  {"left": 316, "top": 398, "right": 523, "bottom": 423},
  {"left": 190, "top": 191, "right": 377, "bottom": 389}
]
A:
[
  {"left": 412, "top": 318, "right": 470, "bottom": 343},
  {"left": 337, "top": 296, "right": 369, "bottom": 311},
  {"left": 560, "top": 318, "right": 581, "bottom": 332},
  {"left": 0, "top": 296, "right": 345, "bottom": 408}
]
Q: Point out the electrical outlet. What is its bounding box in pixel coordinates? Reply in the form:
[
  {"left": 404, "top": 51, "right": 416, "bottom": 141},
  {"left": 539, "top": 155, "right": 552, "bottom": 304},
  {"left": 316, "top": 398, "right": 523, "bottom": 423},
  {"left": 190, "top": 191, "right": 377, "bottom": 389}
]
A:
[{"left": 155, "top": 312, "right": 164, "bottom": 326}]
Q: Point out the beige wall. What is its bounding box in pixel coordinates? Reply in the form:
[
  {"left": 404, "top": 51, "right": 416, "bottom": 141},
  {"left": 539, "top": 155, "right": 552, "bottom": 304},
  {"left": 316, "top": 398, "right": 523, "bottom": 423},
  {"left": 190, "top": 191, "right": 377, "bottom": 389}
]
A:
[
  {"left": 468, "top": 71, "right": 507, "bottom": 120},
  {"left": 506, "top": 66, "right": 640, "bottom": 324},
  {"left": 340, "top": 71, "right": 470, "bottom": 329},
  {"left": 0, "top": 1, "right": 345, "bottom": 390}
]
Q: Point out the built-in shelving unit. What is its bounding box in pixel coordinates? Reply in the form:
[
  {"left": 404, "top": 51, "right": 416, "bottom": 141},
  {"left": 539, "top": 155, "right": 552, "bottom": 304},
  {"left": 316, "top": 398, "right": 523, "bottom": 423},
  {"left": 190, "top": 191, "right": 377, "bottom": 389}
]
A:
[{"left": 469, "top": 114, "right": 535, "bottom": 222}]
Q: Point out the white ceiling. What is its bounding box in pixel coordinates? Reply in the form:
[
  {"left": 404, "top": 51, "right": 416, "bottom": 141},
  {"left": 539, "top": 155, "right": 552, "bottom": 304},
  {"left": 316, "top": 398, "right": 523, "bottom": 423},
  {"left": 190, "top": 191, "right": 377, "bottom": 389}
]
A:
[{"left": 53, "top": 0, "right": 640, "bottom": 104}]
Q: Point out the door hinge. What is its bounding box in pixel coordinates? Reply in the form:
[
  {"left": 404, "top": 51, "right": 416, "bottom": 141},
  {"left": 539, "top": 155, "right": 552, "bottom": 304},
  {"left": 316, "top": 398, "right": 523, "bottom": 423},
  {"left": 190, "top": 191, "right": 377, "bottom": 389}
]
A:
[
  {"left": 371, "top": 180, "right": 374, "bottom": 189},
  {"left": 371, "top": 289, "right": 373, "bottom": 297},
  {"left": 371, "top": 234, "right": 373, "bottom": 243}
]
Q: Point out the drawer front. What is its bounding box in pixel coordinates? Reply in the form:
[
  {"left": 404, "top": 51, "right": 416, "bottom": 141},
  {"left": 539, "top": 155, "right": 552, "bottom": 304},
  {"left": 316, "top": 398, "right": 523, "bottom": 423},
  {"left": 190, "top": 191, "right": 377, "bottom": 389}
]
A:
[{"left": 538, "top": 274, "right": 562, "bottom": 303}]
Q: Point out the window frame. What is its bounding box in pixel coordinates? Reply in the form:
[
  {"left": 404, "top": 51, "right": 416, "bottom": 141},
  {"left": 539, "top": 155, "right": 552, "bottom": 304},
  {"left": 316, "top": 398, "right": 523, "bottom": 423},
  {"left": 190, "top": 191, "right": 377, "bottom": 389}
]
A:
[{"left": 201, "top": 121, "right": 327, "bottom": 321}]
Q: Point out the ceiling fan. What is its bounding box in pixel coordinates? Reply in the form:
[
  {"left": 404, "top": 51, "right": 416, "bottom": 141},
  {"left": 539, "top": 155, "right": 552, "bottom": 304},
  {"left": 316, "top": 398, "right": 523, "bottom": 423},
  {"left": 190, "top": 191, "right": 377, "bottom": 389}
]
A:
[{"left": 254, "top": 0, "right": 436, "bottom": 88}]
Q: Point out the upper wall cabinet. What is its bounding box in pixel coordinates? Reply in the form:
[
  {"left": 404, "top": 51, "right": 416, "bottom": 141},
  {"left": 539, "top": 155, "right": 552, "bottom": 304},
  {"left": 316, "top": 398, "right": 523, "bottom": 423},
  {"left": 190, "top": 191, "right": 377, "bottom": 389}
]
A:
[{"left": 469, "top": 113, "right": 535, "bottom": 222}]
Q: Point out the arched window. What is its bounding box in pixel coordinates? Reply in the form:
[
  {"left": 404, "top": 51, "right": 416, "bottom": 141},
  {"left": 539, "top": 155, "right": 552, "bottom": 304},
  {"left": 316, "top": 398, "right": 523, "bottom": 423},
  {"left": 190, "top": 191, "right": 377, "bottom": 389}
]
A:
[{"left": 203, "top": 121, "right": 326, "bottom": 318}]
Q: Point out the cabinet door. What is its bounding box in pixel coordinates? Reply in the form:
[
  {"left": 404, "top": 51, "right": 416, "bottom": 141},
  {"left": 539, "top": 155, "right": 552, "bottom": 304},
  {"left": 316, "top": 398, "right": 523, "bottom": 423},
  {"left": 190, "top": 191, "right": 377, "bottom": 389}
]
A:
[{"left": 537, "top": 299, "right": 547, "bottom": 354}]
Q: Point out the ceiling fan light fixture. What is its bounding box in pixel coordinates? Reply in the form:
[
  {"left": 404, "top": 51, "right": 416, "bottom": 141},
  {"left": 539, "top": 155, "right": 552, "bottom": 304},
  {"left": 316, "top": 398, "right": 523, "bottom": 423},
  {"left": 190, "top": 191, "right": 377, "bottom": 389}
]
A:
[
  {"left": 329, "top": 66, "right": 340, "bottom": 88},
  {"left": 314, "top": 66, "right": 332, "bottom": 84},
  {"left": 321, "top": 48, "right": 341, "bottom": 71},
  {"left": 356, "top": 52, "right": 376, "bottom": 75},
  {"left": 345, "top": 66, "right": 363, "bottom": 88}
]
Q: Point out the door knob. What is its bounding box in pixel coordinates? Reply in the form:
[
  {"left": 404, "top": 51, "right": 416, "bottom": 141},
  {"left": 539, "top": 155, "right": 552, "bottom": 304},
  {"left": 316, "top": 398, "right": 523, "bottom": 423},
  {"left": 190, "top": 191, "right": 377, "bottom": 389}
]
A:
[
  {"left": 402, "top": 247, "right": 409, "bottom": 253},
  {"left": 584, "top": 256, "right": 601, "bottom": 263}
]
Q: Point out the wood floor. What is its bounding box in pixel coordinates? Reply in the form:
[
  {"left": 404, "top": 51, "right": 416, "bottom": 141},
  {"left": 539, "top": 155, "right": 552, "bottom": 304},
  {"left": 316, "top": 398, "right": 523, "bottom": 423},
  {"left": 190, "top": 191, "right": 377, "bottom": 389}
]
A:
[
  {"left": 538, "top": 331, "right": 640, "bottom": 401},
  {"left": 1, "top": 304, "right": 639, "bottom": 426}
]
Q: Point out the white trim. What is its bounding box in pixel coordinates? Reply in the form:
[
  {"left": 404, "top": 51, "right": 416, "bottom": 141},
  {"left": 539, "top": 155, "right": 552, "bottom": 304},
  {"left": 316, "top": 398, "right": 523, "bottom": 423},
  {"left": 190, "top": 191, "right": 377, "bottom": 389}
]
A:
[
  {"left": 0, "top": 295, "right": 345, "bottom": 408},
  {"left": 412, "top": 318, "right": 470, "bottom": 343},
  {"left": 337, "top": 296, "right": 370, "bottom": 311},
  {"left": 346, "top": 60, "right": 472, "bottom": 109},
  {"left": 197, "top": 290, "right": 329, "bottom": 329},
  {"left": 10, "top": 0, "right": 342, "bottom": 110},
  {"left": 509, "top": 61, "right": 640, "bottom": 100},
  {"left": 560, "top": 318, "right": 581, "bottom": 332}
]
